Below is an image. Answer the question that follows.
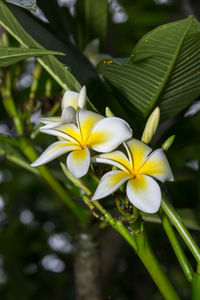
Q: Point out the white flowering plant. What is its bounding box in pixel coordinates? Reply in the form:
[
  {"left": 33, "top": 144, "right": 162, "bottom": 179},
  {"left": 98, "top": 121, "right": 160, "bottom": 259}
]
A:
[{"left": 1, "top": 1, "right": 200, "bottom": 299}]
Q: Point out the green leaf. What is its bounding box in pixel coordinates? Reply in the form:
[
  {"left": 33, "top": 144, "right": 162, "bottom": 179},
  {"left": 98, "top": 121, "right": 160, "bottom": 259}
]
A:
[
  {"left": 76, "top": 0, "right": 108, "bottom": 49},
  {"left": 37, "top": 0, "right": 75, "bottom": 43},
  {"left": 0, "top": 1, "right": 128, "bottom": 119},
  {"left": 5, "top": 0, "right": 36, "bottom": 11},
  {"left": 0, "top": 47, "right": 64, "bottom": 67},
  {"left": 98, "top": 17, "right": 200, "bottom": 120},
  {"left": 0, "top": 0, "right": 81, "bottom": 92}
]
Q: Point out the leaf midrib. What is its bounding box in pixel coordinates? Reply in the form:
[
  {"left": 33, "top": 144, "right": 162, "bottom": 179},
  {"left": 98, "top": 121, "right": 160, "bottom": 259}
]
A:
[{"left": 146, "top": 18, "right": 194, "bottom": 115}]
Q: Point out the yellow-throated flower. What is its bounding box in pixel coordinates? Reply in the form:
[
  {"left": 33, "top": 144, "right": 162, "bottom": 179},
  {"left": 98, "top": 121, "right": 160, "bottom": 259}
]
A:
[
  {"left": 39, "top": 85, "right": 86, "bottom": 128},
  {"left": 92, "top": 138, "right": 173, "bottom": 213},
  {"left": 31, "top": 109, "right": 132, "bottom": 178}
]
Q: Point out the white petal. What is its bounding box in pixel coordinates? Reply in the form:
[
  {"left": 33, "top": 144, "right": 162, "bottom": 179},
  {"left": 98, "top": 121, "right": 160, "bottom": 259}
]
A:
[
  {"left": 40, "top": 122, "right": 61, "bottom": 130},
  {"left": 40, "top": 123, "right": 81, "bottom": 144},
  {"left": 61, "top": 91, "right": 79, "bottom": 110},
  {"left": 61, "top": 106, "right": 76, "bottom": 124},
  {"left": 76, "top": 109, "right": 104, "bottom": 143},
  {"left": 40, "top": 117, "right": 61, "bottom": 125},
  {"left": 31, "top": 141, "right": 81, "bottom": 167},
  {"left": 91, "top": 151, "right": 131, "bottom": 173},
  {"left": 78, "top": 86, "right": 86, "bottom": 108},
  {"left": 92, "top": 170, "right": 130, "bottom": 201},
  {"left": 87, "top": 117, "right": 132, "bottom": 153},
  {"left": 126, "top": 175, "right": 161, "bottom": 213},
  {"left": 125, "top": 139, "right": 152, "bottom": 171},
  {"left": 67, "top": 146, "right": 90, "bottom": 178},
  {"left": 139, "top": 148, "right": 174, "bottom": 182}
]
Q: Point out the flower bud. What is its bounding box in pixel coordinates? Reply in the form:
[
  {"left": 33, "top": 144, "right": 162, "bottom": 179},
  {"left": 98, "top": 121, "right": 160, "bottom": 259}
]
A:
[
  {"left": 105, "top": 106, "right": 115, "bottom": 117},
  {"left": 141, "top": 107, "right": 160, "bottom": 144},
  {"left": 162, "top": 135, "right": 175, "bottom": 151}
]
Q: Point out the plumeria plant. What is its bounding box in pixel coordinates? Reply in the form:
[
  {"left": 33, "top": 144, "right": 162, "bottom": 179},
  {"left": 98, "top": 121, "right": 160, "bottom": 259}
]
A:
[
  {"left": 29, "top": 87, "right": 198, "bottom": 300},
  {"left": 1, "top": 1, "right": 200, "bottom": 299}
]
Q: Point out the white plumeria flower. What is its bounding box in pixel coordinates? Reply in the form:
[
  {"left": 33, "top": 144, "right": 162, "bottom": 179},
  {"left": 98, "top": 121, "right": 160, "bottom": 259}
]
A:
[
  {"left": 92, "top": 138, "right": 174, "bottom": 214},
  {"left": 39, "top": 85, "right": 87, "bottom": 129},
  {"left": 31, "top": 109, "right": 132, "bottom": 178}
]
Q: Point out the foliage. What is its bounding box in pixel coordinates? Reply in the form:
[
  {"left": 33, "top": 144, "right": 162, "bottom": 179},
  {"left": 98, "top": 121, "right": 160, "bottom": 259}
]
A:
[{"left": 0, "top": 0, "right": 200, "bottom": 300}]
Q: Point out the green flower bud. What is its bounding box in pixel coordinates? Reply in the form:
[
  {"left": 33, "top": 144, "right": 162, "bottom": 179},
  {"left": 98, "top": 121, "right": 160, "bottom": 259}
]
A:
[
  {"left": 162, "top": 135, "right": 175, "bottom": 151},
  {"left": 105, "top": 106, "right": 115, "bottom": 117},
  {"left": 141, "top": 107, "right": 160, "bottom": 144}
]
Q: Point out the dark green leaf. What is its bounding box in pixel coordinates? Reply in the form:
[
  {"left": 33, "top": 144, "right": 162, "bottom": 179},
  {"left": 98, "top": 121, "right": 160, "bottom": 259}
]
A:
[
  {"left": 0, "top": 0, "right": 81, "bottom": 92},
  {"left": 76, "top": 0, "right": 108, "bottom": 49},
  {"left": 0, "top": 47, "right": 64, "bottom": 67},
  {"left": 37, "top": 0, "right": 75, "bottom": 43},
  {"left": 0, "top": 1, "right": 128, "bottom": 119},
  {"left": 98, "top": 17, "right": 200, "bottom": 120}
]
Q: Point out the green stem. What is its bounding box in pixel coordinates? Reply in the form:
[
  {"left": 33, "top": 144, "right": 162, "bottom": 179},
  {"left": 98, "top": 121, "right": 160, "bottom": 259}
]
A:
[
  {"left": 160, "top": 210, "right": 194, "bottom": 282},
  {"left": 135, "top": 229, "right": 180, "bottom": 300},
  {"left": 0, "top": 70, "right": 24, "bottom": 136},
  {"left": 19, "top": 138, "right": 88, "bottom": 224},
  {"left": 192, "top": 274, "right": 200, "bottom": 300},
  {"left": 93, "top": 200, "right": 179, "bottom": 299},
  {"left": 63, "top": 173, "right": 179, "bottom": 299},
  {"left": 161, "top": 194, "right": 200, "bottom": 264},
  {"left": 27, "top": 63, "right": 42, "bottom": 112},
  {"left": 0, "top": 146, "right": 39, "bottom": 176}
]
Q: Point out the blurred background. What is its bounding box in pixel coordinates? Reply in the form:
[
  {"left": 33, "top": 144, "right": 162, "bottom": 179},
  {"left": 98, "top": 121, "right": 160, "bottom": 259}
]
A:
[{"left": 1, "top": 0, "right": 200, "bottom": 299}]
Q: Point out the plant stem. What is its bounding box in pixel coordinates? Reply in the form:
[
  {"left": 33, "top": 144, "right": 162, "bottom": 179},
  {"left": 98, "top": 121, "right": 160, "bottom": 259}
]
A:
[
  {"left": 161, "top": 194, "right": 200, "bottom": 264},
  {"left": 134, "top": 229, "right": 180, "bottom": 300},
  {"left": 0, "top": 145, "right": 39, "bottom": 176},
  {"left": 19, "top": 138, "right": 88, "bottom": 224},
  {"left": 27, "top": 63, "right": 42, "bottom": 112},
  {"left": 0, "top": 70, "right": 24, "bottom": 136},
  {"left": 160, "top": 210, "right": 194, "bottom": 282},
  {"left": 192, "top": 274, "right": 200, "bottom": 300},
  {"left": 63, "top": 172, "right": 179, "bottom": 299},
  {"left": 93, "top": 201, "right": 179, "bottom": 300}
]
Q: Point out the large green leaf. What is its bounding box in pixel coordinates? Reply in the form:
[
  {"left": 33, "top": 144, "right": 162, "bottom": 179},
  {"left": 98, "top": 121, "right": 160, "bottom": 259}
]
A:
[
  {"left": 76, "top": 0, "right": 108, "bottom": 49},
  {"left": 0, "top": 0, "right": 81, "bottom": 92},
  {"left": 0, "top": 1, "right": 128, "bottom": 119},
  {"left": 0, "top": 47, "right": 64, "bottom": 67},
  {"left": 5, "top": 0, "right": 36, "bottom": 11},
  {"left": 98, "top": 17, "right": 200, "bottom": 120}
]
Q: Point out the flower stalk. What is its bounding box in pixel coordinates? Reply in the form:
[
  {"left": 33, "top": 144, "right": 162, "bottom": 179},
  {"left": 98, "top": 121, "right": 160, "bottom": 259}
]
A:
[
  {"left": 0, "top": 69, "right": 24, "bottom": 136},
  {"left": 161, "top": 193, "right": 200, "bottom": 264},
  {"left": 160, "top": 209, "right": 194, "bottom": 282},
  {"left": 62, "top": 167, "right": 179, "bottom": 299}
]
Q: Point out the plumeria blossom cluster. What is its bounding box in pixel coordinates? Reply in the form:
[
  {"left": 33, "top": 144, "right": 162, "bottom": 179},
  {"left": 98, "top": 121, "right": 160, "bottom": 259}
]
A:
[{"left": 31, "top": 86, "right": 173, "bottom": 214}]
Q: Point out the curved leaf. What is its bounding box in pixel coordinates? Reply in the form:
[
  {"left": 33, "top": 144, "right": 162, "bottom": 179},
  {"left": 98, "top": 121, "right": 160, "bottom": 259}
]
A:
[
  {"left": 0, "top": 47, "right": 64, "bottom": 67},
  {"left": 0, "top": 1, "right": 128, "bottom": 119},
  {"left": 98, "top": 17, "right": 200, "bottom": 120},
  {"left": 0, "top": 0, "right": 81, "bottom": 92}
]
